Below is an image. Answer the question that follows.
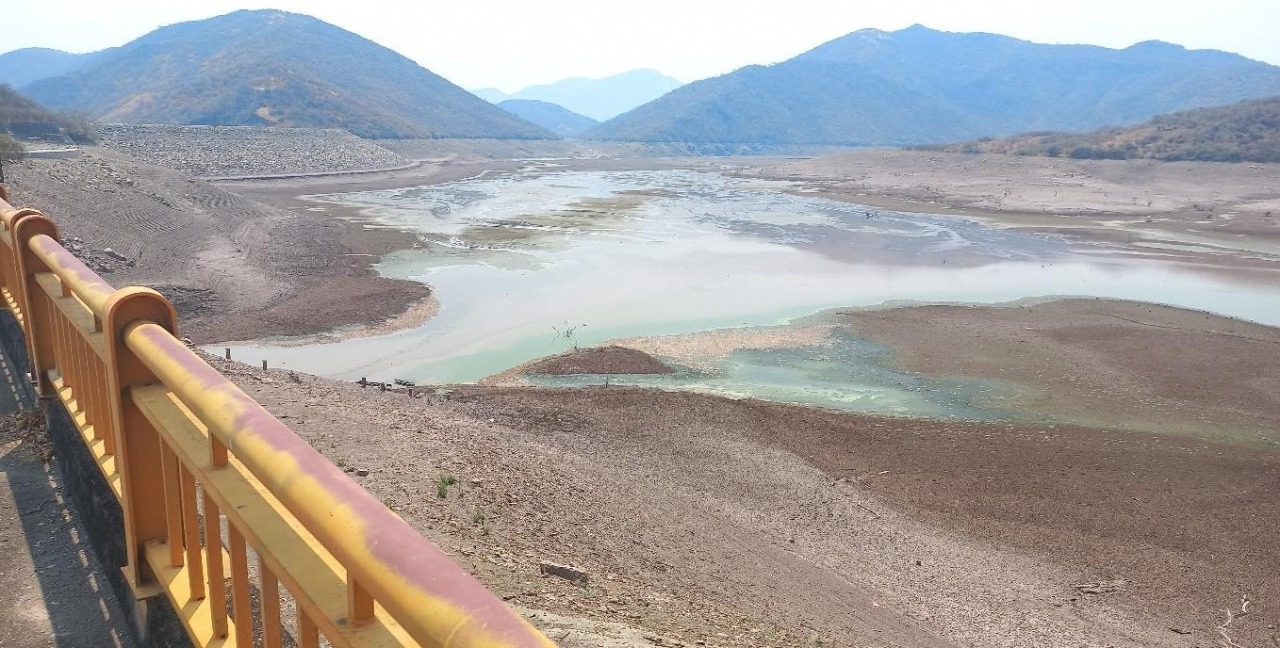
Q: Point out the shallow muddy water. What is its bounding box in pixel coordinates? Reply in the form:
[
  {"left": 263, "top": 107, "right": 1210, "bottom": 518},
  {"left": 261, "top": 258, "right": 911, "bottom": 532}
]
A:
[
  {"left": 528, "top": 327, "right": 1016, "bottom": 419},
  {"left": 225, "top": 168, "right": 1280, "bottom": 416}
]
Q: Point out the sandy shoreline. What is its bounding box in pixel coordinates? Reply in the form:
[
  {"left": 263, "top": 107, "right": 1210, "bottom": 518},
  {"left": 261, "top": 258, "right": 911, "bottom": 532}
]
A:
[
  {"left": 763, "top": 151, "right": 1280, "bottom": 275},
  {"left": 210, "top": 156, "right": 728, "bottom": 345}
]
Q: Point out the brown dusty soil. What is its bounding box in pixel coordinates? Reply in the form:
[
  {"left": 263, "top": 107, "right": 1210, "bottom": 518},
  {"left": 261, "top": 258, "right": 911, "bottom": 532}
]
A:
[
  {"left": 211, "top": 324, "right": 1280, "bottom": 647},
  {"left": 838, "top": 298, "right": 1280, "bottom": 446},
  {"left": 3, "top": 147, "right": 431, "bottom": 344},
  {"left": 523, "top": 346, "right": 675, "bottom": 376},
  {"left": 759, "top": 150, "right": 1280, "bottom": 239},
  {"left": 609, "top": 326, "right": 837, "bottom": 375},
  {"left": 756, "top": 150, "right": 1280, "bottom": 279}
]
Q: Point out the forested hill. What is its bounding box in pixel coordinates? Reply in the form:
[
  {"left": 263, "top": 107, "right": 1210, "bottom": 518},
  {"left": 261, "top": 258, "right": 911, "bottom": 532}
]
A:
[
  {"left": 587, "top": 25, "right": 1280, "bottom": 146},
  {"left": 0, "top": 84, "right": 94, "bottom": 143},
  {"left": 19, "top": 10, "right": 554, "bottom": 140},
  {"left": 928, "top": 97, "right": 1280, "bottom": 163}
]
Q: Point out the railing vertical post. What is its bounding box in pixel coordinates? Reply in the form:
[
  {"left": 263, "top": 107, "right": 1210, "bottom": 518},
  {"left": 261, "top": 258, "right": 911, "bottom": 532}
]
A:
[
  {"left": 13, "top": 215, "right": 60, "bottom": 396},
  {"left": 1, "top": 208, "right": 43, "bottom": 302},
  {"left": 101, "top": 287, "right": 179, "bottom": 595}
]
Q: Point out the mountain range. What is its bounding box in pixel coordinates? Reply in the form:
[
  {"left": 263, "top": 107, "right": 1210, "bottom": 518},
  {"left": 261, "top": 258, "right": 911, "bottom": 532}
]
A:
[
  {"left": 7, "top": 10, "right": 552, "bottom": 139},
  {"left": 588, "top": 25, "right": 1280, "bottom": 146},
  {"left": 4, "top": 15, "right": 1280, "bottom": 148},
  {"left": 497, "top": 100, "right": 598, "bottom": 137},
  {"left": 474, "top": 70, "right": 684, "bottom": 121},
  {"left": 0, "top": 48, "right": 103, "bottom": 88}
]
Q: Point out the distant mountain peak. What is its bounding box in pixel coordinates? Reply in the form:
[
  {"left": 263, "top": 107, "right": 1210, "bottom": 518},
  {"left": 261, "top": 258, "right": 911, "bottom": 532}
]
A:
[
  {"left": 619, "top": 68, "right": 680, "bottom": 80},
  {"left": 0, "top": 48, "right": 103, "bottom": 88},
  {"left": 16, "top": 9, "right": 555, "bottom": 139},
  {"left": 590, "top": 27, "right": 1280, "bottom": 146},
  {"left": 1125, "top": 40, "right": 1187, "bottom": 53},
  {"left": 842, "top": 27, "right": 891, "bottom": 41},
  {"left": 842, "top": 24, "right": 944, "bottom": 40},
  {"left": 221, "top": 8, "right": 302, "bottom": 19},
  {"left": 473, "top": 69, "right": 684, "bottom": 121},
  {"left": 898, "top": 24, "right": 940, "bottom": 34},
  {"left": 498, "top": 99, "right": 598, "bottom": 137}
]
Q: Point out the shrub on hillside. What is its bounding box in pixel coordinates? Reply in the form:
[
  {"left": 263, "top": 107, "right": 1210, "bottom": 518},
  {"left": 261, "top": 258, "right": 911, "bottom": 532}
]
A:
[
  {"left": 935, "top": 97, "right": 1280, "bottom": 163},
  {"left": 0, "top": 84, "right": 97, "bottom": 144},
  {"left": 0, "top": 133, "right": 25, "bottom": 160}
]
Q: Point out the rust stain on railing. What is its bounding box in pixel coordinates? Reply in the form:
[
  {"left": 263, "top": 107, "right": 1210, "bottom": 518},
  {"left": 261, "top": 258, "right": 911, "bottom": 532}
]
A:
[{"left": 0, "top": 191, "right": 557, "bottom": 648}]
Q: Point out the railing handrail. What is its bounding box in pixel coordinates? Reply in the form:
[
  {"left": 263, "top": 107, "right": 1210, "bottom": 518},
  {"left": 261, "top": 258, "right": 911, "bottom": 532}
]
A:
[
  {"left": 125, "top": 321, "right": 550, "bottom": 647},
  {"left": 0, "top": 191, "right": 555, "bottom": 648},
  {"left": 28, "top": 233, "right": 116, "bottom": 315}
]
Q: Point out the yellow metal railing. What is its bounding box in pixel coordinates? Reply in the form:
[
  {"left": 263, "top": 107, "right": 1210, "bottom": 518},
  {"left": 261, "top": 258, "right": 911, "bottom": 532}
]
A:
[{"left": 0, "top": 193, "right": 556, "bottom": 648}]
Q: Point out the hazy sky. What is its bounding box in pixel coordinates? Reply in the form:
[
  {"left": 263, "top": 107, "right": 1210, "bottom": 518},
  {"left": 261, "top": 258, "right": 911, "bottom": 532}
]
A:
[{"left": 3, "top": 0, "right": 1278, "bottom": 92}]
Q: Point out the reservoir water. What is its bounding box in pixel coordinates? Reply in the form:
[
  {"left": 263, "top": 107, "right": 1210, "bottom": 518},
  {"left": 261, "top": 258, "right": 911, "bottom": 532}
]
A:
[{"left": 224, "top": 168, "right": 1280, "bottom": 415}]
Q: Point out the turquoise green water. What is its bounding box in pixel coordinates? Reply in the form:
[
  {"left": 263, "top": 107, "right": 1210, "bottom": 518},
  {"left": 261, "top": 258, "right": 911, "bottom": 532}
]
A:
[{"left": 528, "top": 329, "right": 1015, "bottom": 418}]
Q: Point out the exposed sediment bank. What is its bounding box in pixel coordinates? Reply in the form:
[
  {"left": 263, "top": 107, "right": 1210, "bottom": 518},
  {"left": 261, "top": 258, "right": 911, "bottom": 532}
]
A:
[{"left": 6, "top": 141, "right": 1280, "bottom": 647}]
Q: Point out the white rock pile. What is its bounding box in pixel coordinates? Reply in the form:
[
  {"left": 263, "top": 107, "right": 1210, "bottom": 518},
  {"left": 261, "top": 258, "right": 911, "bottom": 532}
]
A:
[{"left": 97, "top": 124, "right": 411, "bottom": 178}]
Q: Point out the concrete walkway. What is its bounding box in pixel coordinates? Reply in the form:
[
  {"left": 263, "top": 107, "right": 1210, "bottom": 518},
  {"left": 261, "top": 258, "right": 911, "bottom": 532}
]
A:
[{"left": 0, "top": 343, "right": 137, "bottom": 647}]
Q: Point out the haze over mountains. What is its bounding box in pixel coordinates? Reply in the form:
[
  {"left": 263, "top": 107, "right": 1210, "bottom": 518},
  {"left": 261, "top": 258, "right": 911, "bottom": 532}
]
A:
[
  {"left": 8, "top": 10, "right": 552, "bottom": 139},
  {"left": 2, "top": 12, "right": 1279, "bottom": 149},
  {"left": 589, "top": 25, "right": 1280, "bottom": 146},
  {"left": 0, "top": 48, "right": 103, "bottom": 89},
  {"left": 497, "top": 100, "right": 598, "bottom": 137},
  {"left": 473, "top": 70, "right": 684, "bottom": 121}
]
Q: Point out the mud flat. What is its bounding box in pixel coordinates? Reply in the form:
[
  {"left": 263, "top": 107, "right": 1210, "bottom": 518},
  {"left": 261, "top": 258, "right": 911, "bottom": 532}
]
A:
[
  {"left": 2, "top": 149, "right": 717, "bottom": 345},
  {"left": 839, "top": 298, "right": 1280, "bottom": 444},
  {"left": 522, "top": 346, "right": 674, "bottom": 377},
  {"left": 150, "top": 150, "right": 1280, "bottom": 648},
  {"left": 216, "top": 347, "right": 1279, "bottom": 647},
  {"left": 758, "top": 149, "right": 1280, "bottom": 255}
]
